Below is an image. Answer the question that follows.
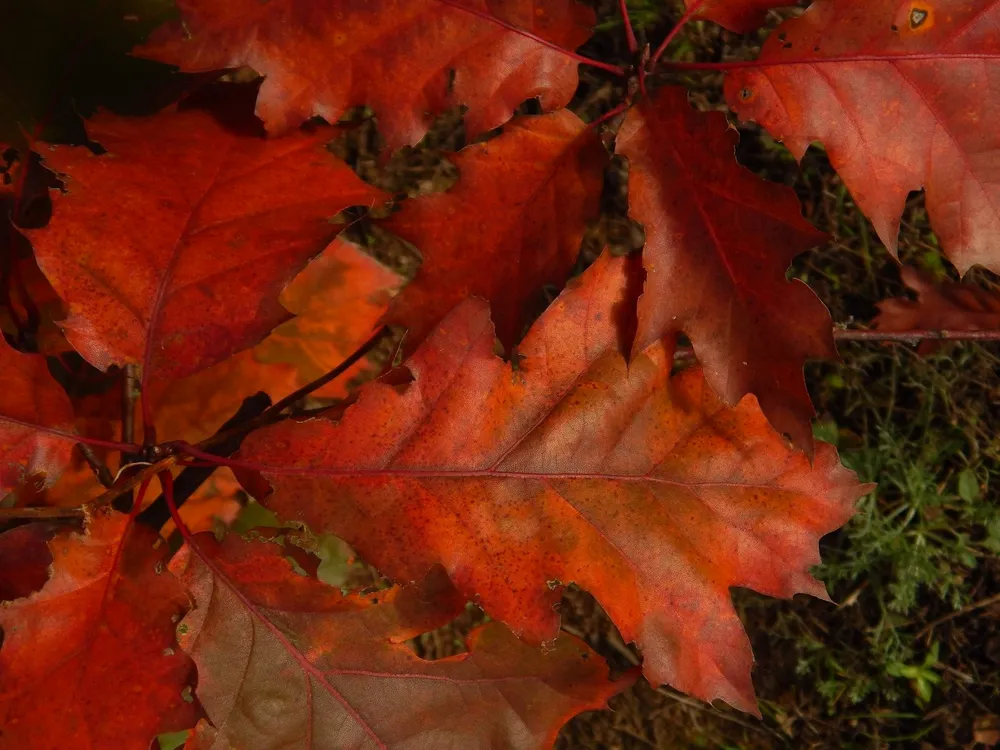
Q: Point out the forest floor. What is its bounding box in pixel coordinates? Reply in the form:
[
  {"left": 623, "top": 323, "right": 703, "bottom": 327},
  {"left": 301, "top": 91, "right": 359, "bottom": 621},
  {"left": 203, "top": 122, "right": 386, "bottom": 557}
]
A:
[{"left": 335, "top": 2, "right": 1000, "bottom": 747}]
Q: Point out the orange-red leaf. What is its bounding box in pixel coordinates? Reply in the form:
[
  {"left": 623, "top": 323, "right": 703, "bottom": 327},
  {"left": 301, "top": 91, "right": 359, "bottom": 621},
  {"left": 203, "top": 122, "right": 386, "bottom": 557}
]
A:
[
  {"left": 149, "top": 238, "right": 400, "bottom": 445},
  {"left": 28, "top": 107, "right": 385, "bottom": 394},
  {"left": 616, "top": 90, "right": 833, "bottom": 452},
  {"left": 725, "top": 0, "right": 1000, "bottom": 274},
  {"left": 238, "top": 250, "right": 864, "bottom": 712},
  {"left": 875, "top": 266, "right": 1000, "bottom": 354},
  {"left": 138, "top": 0, "right": 595, "bottom": 147},
  {"left": 0, "top": 513, "right": 195, "bottom": 749},
  {"left": 0, "top": 337, "right": 76, "bottom": 496},
  {"left": 173, "top": 535, "right": 631, "bottom": 749},
  {"left": 384, "top": 111, "right": 605, "bottom": 350}
]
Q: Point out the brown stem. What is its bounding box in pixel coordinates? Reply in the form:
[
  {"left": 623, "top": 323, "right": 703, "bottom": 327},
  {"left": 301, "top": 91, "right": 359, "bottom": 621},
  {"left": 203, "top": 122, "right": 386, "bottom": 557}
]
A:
[
  {"left": 0, "top": 506, "right": 84, "bottom": 521},
  {"left": 834, "top": 328, "right": 1000, "bottom": 343},
  {"left": 76, "top": 442, "right": 113, "bottom": 488},
  {"left": 267, "top": 325, "right": 391, "bottom": 416}
]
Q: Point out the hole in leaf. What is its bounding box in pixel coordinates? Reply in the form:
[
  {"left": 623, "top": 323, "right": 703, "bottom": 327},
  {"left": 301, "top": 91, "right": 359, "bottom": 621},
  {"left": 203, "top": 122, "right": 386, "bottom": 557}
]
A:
[
  {"left": 739, "top": 88, "right": 753, "bottom": 101},
  {"left": 910, "top": 8, "right": 929, "bottom": 28}
]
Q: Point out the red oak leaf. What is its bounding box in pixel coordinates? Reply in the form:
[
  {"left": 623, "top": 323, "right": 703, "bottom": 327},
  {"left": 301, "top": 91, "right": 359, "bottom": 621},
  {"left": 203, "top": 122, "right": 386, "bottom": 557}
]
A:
[
  {"left": 616, "top": 89, "right": 834, "bottom": 452},
  {"left": 0, "top": 512, "right": 196, "bottom": 749},
  {"left": 383, "top": 110, "right": 605, "bottom": 351},
  {"left": 688, "top": 0, "right": 792, "bottom": 34},
  {"left": 137, "top": 0, "right": 595, "bottom": 147},
  {"left": 875, "top": 265, "right": 1000, "bottom": 354},
  {"left": 725, "top": 0, "right": 1000, "bottom": 274},
  {"left": 237, "top": 250, "right": 865, "bottom": 713},
  {"left": 0, "top": 337, "right": 77, "bottom": 496},
  {"left": 27, "top": 107, "right": 385, "bottom": 402},
  {"left": 173, "top": 535, "right": 631, "bottom": 749}
]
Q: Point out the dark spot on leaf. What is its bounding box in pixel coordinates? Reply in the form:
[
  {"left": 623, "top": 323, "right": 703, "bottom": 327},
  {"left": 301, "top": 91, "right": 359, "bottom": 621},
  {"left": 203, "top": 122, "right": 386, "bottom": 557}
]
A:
[
  {"left": 910, "top": 8, "right": 928, "bottom": 28},
  {"left": 739, "top": 88, "right": 753, "bottom": 101},
  {"left": 891, "top": 24, "right": 899, "bottom": 32}
]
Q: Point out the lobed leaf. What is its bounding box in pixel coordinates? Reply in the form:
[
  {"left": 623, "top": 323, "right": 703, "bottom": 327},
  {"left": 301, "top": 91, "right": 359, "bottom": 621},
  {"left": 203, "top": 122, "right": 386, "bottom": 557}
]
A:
[
  {"left": 173, "top": 535, "right": 631, "bottom": 749},
  {"left": 688, "top": 0, "right": 794, "bottom": 34},
  {"left": 137, "top": 0, "right": 595, "bottom": 147},
  {"left": 617, "top": 90, "right": 834, "bottom": 453},
  {"left": 238, "top": 250, "right": 866, "bottom": 712},
  {"left": 0, "top": 513, "right": 195, "bottom": 749},
  {"left": 28, "top": 107, "right": 385, "bottom": 396},
  {"left": 875, "top": 265, "right": 1000, "bottom": 353},
  {"left": 726, "top": 0, "right": 1000, "bottom": 274},
  {"left": 383, "top": 110, "right": 605, "bottom": 351}
]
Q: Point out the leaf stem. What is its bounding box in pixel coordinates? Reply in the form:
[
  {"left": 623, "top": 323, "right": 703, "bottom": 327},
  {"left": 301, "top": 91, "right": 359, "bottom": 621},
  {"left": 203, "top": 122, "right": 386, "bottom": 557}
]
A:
[
  {"left": 432, "top": 0, "right": 627, "bottom": 76},
  {"left": 618, "top": 0, "right": 638, "bottom": 54},
  {"left": 649, "top": 0, "right": 707, "bottom": 67}
]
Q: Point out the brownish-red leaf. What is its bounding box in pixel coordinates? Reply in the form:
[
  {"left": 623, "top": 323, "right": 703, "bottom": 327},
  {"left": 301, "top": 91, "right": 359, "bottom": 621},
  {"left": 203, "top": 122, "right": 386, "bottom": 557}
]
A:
[
  {"left": 725, "top": 0, "right": 1000, "bottom": 274},
  {"left": 138, "top": 0, "right": 595, "bottom": 147},
  {"left": 238, "top": 250, "right": 865, "bottom": 712},
  {"left": 875, "top": 265, "right": 1000, "bottom": 354},
  {"left": 0, "top": 337, "right": 77, "bottom": 496},
  {"left": 383, "top": 110, "right": 605, "bottom": 351},
  {"left": 0, "top": 512, "right": 196, "bottom": 749},
  {"left": 27, "top": 107, "right": 385, "bottom": 397},
  {"left": 687, "top": 0, "right": 791, "bottom": 33},
  {"left": 0, "top": 523, "right": 55, "bottom": 601},
  {"left": 173, "top": 535, "right": 631, "bottom": 749},
  {"left": 616, "top": 89, "right": 833, "bottom": 452}
]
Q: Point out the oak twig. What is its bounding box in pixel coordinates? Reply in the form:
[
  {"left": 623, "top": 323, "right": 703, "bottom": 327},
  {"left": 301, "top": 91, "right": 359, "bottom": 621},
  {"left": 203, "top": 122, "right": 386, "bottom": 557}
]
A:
[
  {"left": 0, "top": 506, "right": 84, "bottom": 521},
  {"left": 135, "top": 392, "right": 272, "bottom": 531},
  {"left": 834, "top": 328, "right": 1000, "bottom": 343},
  {"left": 77, "top": 442, "right": 113, "bottom": 488}
]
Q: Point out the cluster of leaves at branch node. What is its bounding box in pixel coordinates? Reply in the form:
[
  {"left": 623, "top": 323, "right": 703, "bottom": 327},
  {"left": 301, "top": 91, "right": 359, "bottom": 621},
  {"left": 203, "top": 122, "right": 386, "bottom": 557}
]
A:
[{"left": 1, "top": 0, "right": 997, "bottom": 745}]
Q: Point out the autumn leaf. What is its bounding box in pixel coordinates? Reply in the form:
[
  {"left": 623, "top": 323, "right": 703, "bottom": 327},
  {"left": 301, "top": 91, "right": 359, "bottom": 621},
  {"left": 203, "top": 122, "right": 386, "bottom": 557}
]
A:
[
  {"left": 149, "top": 238, "right": 400, "bottom": 445},
  {"left": 173, "top": 535, "right": 631, "bottom": 749},
  {"left": 0, "top": 512, "right": 196, "bottom": 749},
  {"left": 27, "top": 106, "right": 386, "bottom": 399},
  {"left": 383, "top": 110, "right": 605, "bottom": 351},
  {"left": 0, "top": 336, "right": 77, "bottom": 496},
  {"left": 688, "top": 0, "right": 792, "bottom": 34},
  {"left": 0, "top": 523, "right": 55, "bottom": 601},
  {"left": 238, "top": 250, "right": 864, "bottom": 712},
  {"left": 725, "top": 0, "right": 1000, "bottom": 274},
  {"left": 616, "top": 89, "right": 834, "bottom": 452},
  {"left": 137, "top": 0, "right": 595, "bottom": 147},
  {"left": 875, "top": 266, "right": 1000, "bottom": 354}
]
